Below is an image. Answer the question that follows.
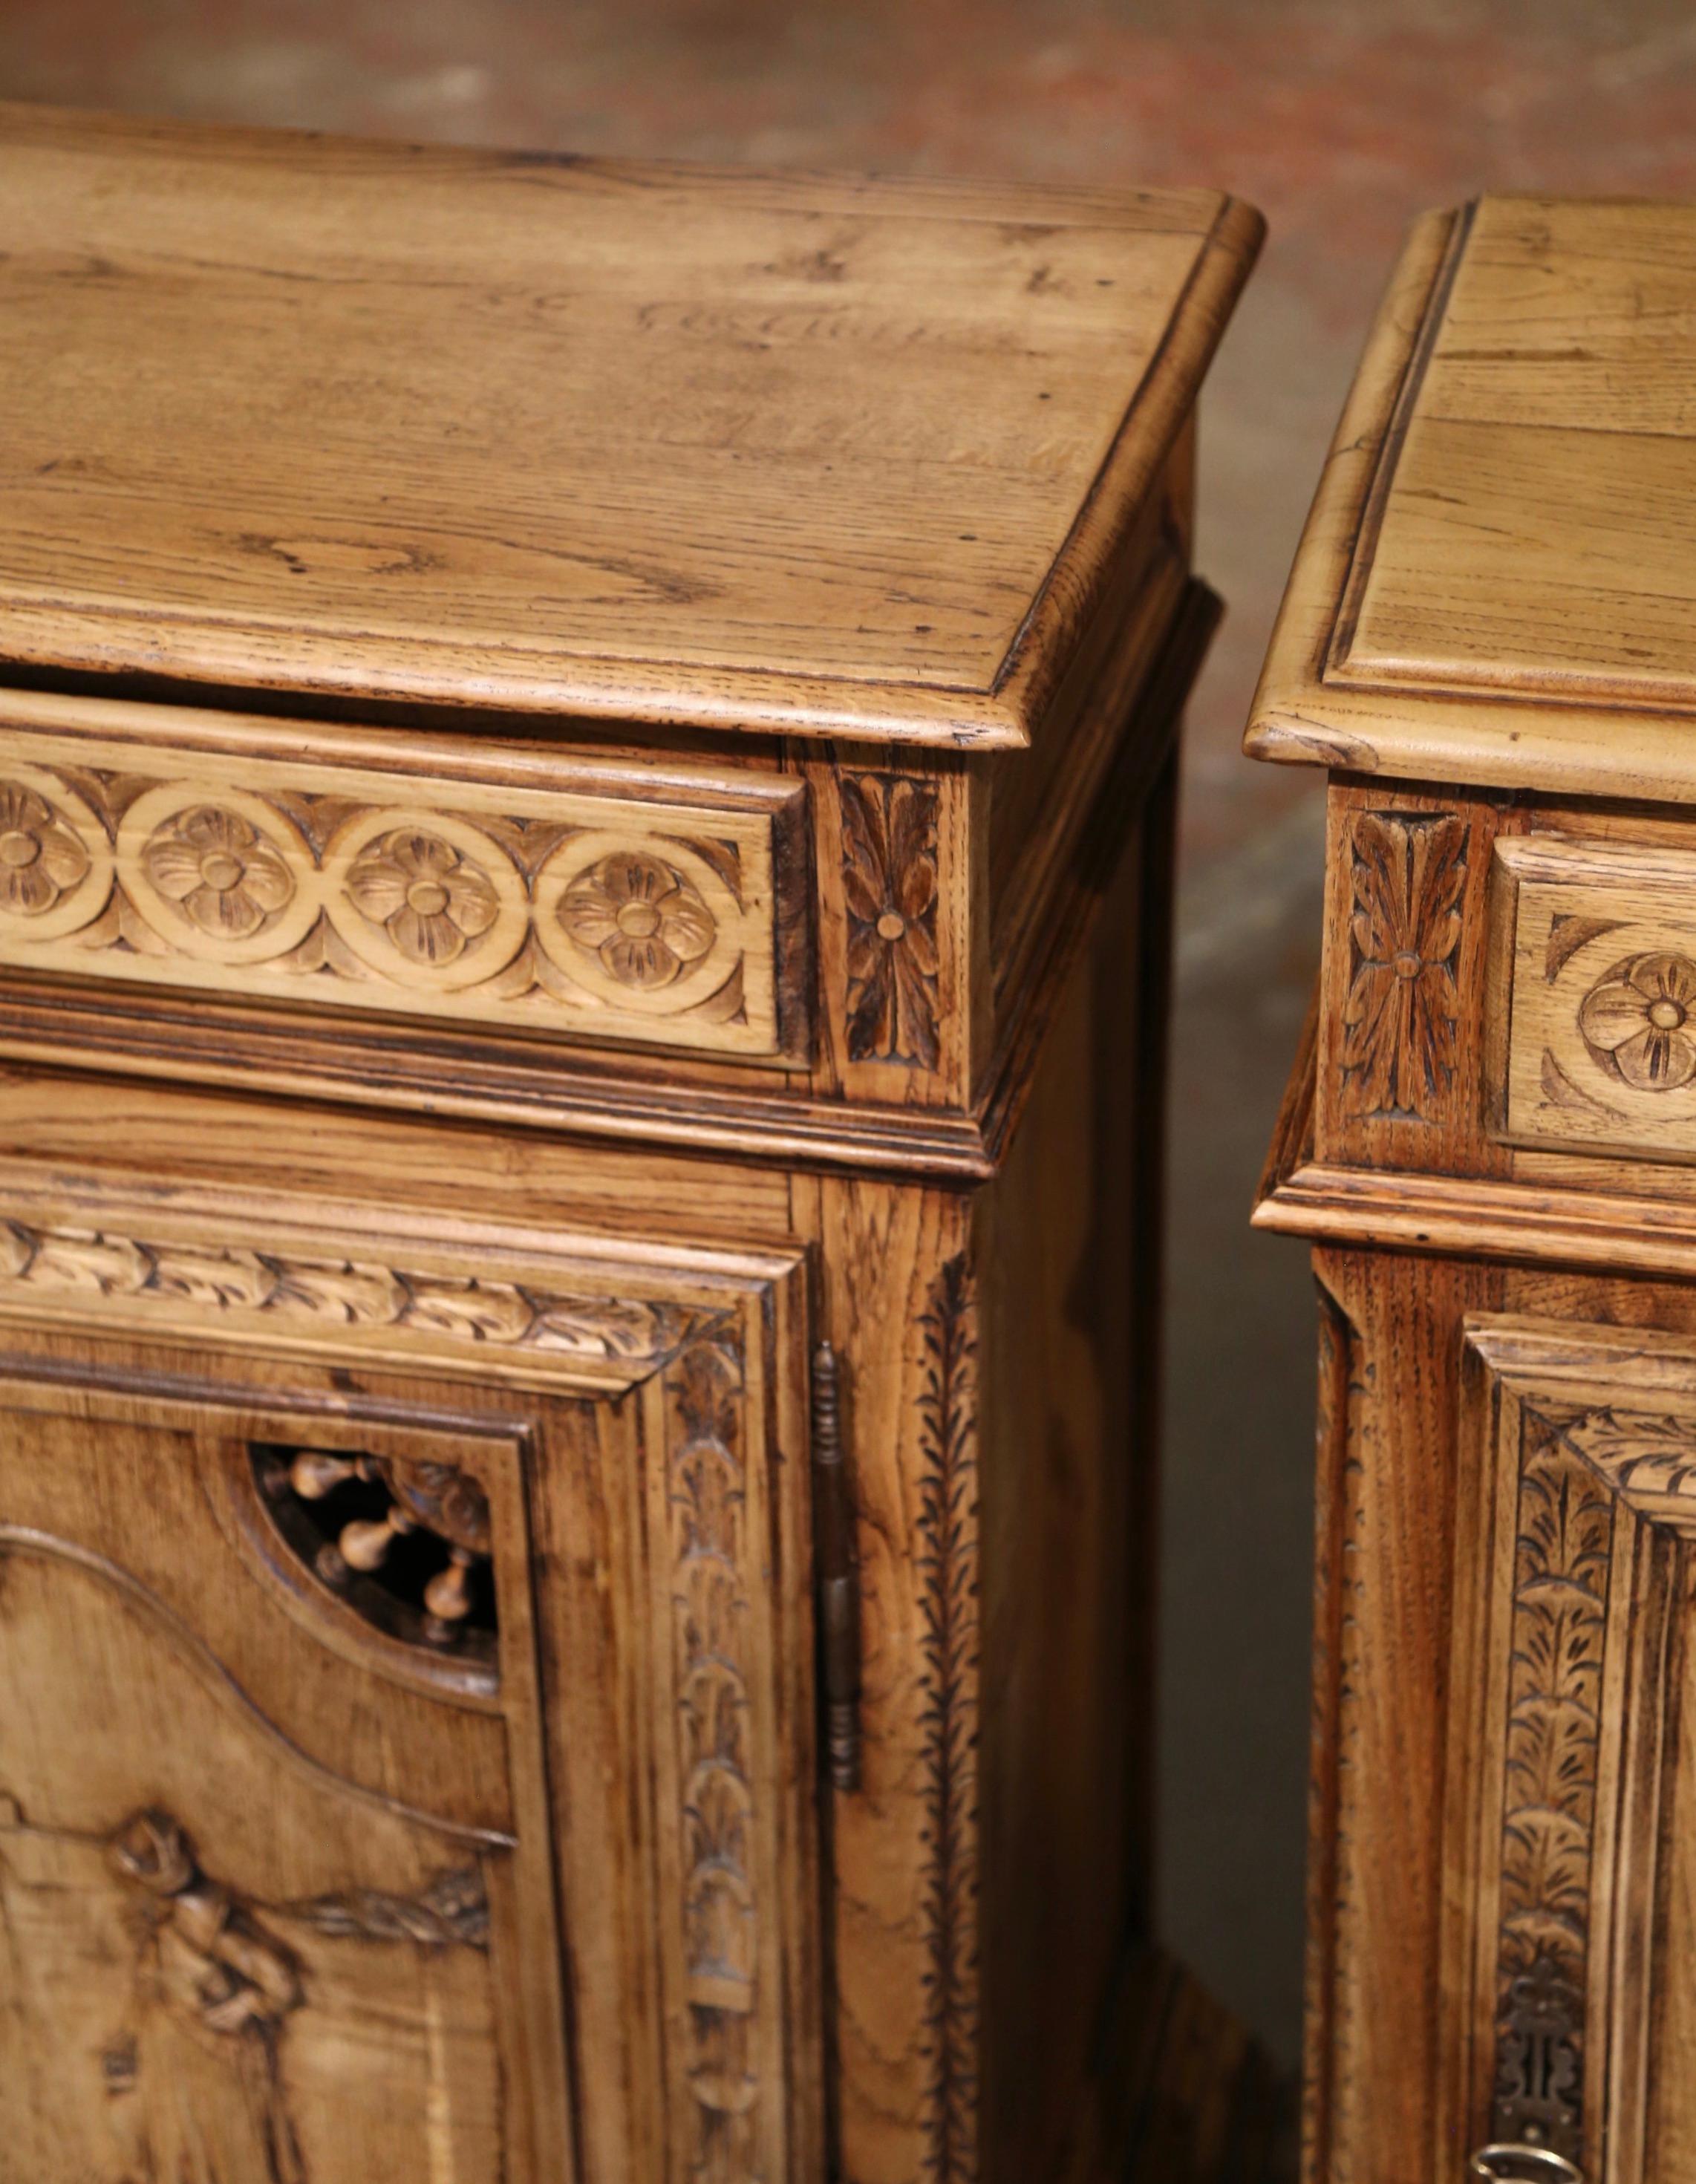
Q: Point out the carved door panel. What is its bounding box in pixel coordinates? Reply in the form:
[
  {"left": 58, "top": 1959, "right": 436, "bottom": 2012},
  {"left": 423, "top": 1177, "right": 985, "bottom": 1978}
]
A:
[
  {"left": 0, "top": 1198, "right": 821, "bottom": 2184},
  {"left": 1442, "top": 1314, "right": 1696, "bottom": 2183}
]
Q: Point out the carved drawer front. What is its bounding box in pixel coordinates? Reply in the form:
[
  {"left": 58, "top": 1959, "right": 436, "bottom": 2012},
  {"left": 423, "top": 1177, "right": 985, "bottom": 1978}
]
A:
[
  {"left": 0, "top": 722, "right": 809, "bottom": 1062},
  {"left": 1441, "top": 1316, "right": 1696, "bottom": 2181},
  {"left": 1495, "top": 833, "right": 1696, "bottom": 1165},
  {"left": 0, "top": 1194, "right": 821, "bottom": 2184}
]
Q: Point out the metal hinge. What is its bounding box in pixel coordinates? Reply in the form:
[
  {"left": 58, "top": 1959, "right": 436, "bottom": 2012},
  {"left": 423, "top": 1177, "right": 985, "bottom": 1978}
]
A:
[{"left": 811, "top": 1340, "right": 861, "bottom": 1793}]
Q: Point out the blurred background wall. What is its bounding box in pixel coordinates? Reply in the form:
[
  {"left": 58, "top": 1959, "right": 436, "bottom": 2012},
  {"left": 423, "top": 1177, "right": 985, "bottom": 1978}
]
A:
[{"left": 4, "top": 0, "right": 1694, "bottom": 2070}]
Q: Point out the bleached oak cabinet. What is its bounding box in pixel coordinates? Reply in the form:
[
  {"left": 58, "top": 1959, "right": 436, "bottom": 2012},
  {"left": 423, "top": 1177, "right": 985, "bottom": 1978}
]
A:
[
  {"left": 0, "top": 105, "right": 1260, "bottom": 2184},
  {"left": 1253, "top": 197, "right": 1696, "bottom": 2184}
]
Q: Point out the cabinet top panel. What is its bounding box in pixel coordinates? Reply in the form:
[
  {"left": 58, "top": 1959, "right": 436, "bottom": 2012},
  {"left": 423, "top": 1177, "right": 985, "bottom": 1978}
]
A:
[
  {"left": 0, "top": 102, "right": 1258, "bottom": 750},
  {"left": 1248, "top": 195, "right": 1696, "bottom": 804}
]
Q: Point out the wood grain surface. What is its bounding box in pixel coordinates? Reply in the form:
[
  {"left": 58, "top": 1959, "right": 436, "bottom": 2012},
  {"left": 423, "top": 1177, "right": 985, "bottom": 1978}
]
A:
[
  {"left": 0, "top": 101, "right": 1259, "bottom": 748},
  {"left": 1246, "top": 197, "right": 1696, "bottom": 804}
]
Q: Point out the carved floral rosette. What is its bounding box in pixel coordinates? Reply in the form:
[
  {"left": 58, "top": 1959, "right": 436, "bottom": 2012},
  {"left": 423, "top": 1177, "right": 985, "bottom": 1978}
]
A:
[{"left": 0, "top": 754, "right": 781, "bottom": 1051}]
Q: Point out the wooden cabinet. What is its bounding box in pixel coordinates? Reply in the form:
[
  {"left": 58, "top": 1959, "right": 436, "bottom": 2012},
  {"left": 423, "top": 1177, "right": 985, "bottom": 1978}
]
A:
[
  {"left": 0, "top": 1195, "right": 815, "bottom": 2184},
  {"left": 0, "top": 106, "right": 1261, "bottom": 2183},
  {"left": 1252, "top": 197, "right": 1696, "bottom": 2184}
]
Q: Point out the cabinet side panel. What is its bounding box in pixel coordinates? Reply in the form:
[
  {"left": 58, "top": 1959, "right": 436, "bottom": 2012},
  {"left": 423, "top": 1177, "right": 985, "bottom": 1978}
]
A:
[
  {"left": 976, "top": 801, "right": 1152, "bottom": 2181},
  {"left": 1306, "top": 1247, "right": 1501, "bottom": 2183},
  {"left": 815, "top": 1179, "right": 978, "bottom": 2184}
]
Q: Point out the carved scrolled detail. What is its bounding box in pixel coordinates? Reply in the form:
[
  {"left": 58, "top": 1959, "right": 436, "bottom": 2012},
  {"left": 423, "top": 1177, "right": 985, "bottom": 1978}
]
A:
[
  {"left": 664, "top": 1332, "right": 763, "bottom": 2170},
  {"left": 283, "top": 1866, "right": 489, "bottom": 1951},
  {"left": 1577, "top": 949, "right": 1696, "bottom": 1093},
  {"left": 1340, "top": 809, "right": 1467, "bottom": 1121},
  {"left": 0, "top": 747, "right": 789, "bottom": 1052},
  {"left": 914, "top": 1253, "right": 980, "bottom": 2183},
  {"left": 0, "top": 1213, "right": 723, "bottom": 1371},
  {"left": 841, "top": 772, "right": 941, "bottom": 1069}
]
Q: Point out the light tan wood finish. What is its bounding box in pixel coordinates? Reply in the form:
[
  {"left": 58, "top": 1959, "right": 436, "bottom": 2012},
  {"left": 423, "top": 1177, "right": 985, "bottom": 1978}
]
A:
[
  {"left": 0, "top": 704, "right": 811, "bottom": 1061},
  {"left": 0, "top": 105, "right": 1262, "bottom": 2184},
  {"left": 1246, "top": 196, "right": 1696, "bottom": 805},
  {"left": 0, "top": 102, "right": 1258, "bottom": 750},
  {"left": 1250, "top": 194, "right": 1696, "bottom": 2184}
]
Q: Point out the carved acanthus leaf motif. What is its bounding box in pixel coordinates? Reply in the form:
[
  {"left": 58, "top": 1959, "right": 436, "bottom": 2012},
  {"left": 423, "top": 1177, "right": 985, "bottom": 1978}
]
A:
[
  {"left": 1340, "top": 810, "right": 1467, "bottom": 1121},
  {"left": 841, "top": 772, "right": 941, "bottom": 1069},
  {"left": 665, "top": 1334, "right": 762, "bottom": 2165},
  {"left": 915, "top": 1253, "right": 980, "bottom": 2183},
  {"left": 1489, "top": 1418, "right": 1612, "bottom": 2163},
  {"left": 1556, "top": 1406, "right": 1696, "bottom": 1505},
  {"left": 0, "top": 1215, "right": 721, "bottom": 1369}
]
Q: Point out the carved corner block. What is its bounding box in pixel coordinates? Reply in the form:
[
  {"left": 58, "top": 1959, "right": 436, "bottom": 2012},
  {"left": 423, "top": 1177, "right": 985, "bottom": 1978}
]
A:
[
  {"left": 1317, "top": 784, "right": 1507, "bottom": 1176},
  {"left": 819, "top": 756, "right": 973, "bottom": 1108}
]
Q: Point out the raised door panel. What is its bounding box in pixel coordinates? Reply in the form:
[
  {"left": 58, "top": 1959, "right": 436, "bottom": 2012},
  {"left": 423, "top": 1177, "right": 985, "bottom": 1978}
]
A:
[
  {"left": 0, "top": 1383, "right": 560, "bottom": 2184},
  {"left": 1442, "top": 1314, "right": 1696, "bottom": 2183},
  {"left": 0, "top": 1187, "right": 821, "bottom": 2184}
]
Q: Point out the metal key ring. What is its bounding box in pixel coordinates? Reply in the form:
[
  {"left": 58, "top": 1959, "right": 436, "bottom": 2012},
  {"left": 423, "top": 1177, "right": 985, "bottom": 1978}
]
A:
[{"left": 1470, "top": 2148, "right": 1582, "bottom": 2183}]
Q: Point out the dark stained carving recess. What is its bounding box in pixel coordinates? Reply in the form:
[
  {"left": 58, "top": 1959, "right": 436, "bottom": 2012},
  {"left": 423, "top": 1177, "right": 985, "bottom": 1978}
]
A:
[
  {"left": 1340, "top": 809, "right": 1467, "bottom": 1121},
  {"left": 915, "top": 1253, "right": 980, "bottom": 2183},
  {"left": 255, "top": 1445, "right": 497, "bottom": 1672},
  {"left": 841, "top": 772, "right": 941, "bottom": 1069}
]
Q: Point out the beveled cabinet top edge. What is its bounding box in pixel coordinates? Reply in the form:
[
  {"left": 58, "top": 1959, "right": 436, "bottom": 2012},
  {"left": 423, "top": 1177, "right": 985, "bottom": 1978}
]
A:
[
  {"left": 0, "top": 101, "right": 1262, "bottom": 754},
  {"left": 1246, "top": 192, "right": 1696, "bottom": 806}
]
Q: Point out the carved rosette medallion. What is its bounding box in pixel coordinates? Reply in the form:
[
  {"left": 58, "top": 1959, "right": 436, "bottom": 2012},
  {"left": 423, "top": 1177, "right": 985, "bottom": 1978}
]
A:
[
  {"left": 532, "top": 829, "right": 743, "bottom": 1019},
  {"left": 841, "top": 772, "right": 941, "bottom": 1069},
  {"left": 328, "top": 808, "right": 528, "bottom": 989},
  {"left": 0, "top": 780, "right": 91, "bottom": 913},
  {"left": 914, "top": 1254, "right": 980, "bottom": 2182},
  {"left": 556, "top": 847, "right": 717, "bottom": 989},
  {"left": 345, "top": 828, "right": 501, "bottom": 966},
  {"left": 1340, "top": 810, "right": 1467, "bottom": 1121},
  {"left": 117, "top": 783, "right": 321, "bottom": 962},
  {"left": 140, "top": 805, "right": 296, "bottom": 940},
  {"left": 0, "top": 766, "right": 113, "bottom": 940},
  {"left": 1578, "top": 949, "right": 1696, "bottom": 1092}
]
